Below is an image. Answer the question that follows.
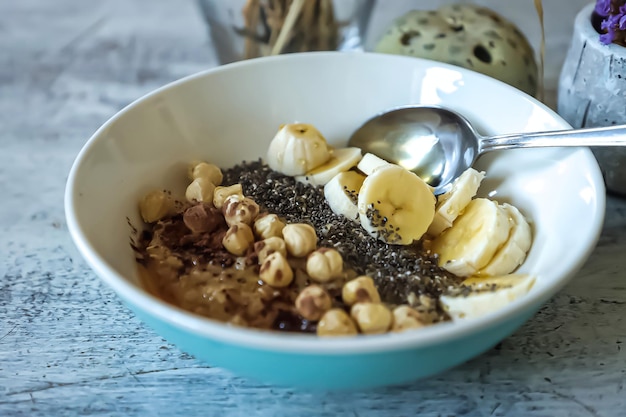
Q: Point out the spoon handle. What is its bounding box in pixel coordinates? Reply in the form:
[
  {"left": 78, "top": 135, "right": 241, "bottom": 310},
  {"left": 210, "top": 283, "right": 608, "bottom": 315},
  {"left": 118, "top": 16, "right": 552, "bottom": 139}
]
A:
[{"left": 480, "top": 124, "right": 626, "bottom": 152}]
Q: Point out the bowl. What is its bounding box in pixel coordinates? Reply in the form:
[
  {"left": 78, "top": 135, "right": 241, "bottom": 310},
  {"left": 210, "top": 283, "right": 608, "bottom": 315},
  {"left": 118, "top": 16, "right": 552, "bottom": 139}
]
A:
[{"left": 65, "top": 52, "right": 605, "bottom": 390}]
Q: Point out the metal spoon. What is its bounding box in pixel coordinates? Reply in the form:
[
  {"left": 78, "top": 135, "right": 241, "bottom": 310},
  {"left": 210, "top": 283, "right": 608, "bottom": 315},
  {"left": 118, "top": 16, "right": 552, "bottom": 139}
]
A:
[{"left": 348, "top": 105, "right": 626, "bottom": 195}]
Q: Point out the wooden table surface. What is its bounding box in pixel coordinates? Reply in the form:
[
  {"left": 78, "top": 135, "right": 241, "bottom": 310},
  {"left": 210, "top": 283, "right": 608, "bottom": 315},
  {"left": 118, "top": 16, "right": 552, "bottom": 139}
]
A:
[{"left": 1, "top": 1, "right": 625, "bottom": 416}]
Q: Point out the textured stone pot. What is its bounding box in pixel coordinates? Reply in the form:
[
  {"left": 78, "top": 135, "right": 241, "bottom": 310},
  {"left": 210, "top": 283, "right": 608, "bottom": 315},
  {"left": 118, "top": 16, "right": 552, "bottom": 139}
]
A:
[{"left": 558, "top": 3, "right": 626, "bottom": 195}]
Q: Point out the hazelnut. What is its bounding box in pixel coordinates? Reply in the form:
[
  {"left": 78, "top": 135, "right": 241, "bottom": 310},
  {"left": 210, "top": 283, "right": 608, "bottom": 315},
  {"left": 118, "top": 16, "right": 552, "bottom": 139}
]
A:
[
  {"left": 391, "top": 305, "right": 426, "bottom": 333},
  {"left": 418, "top": 294, "right": 436, "bottom": 310},
  {"left": 188, "top": 161, "right": 223, "bottom": 185},
  {"left": 186, "top": 177, "right": 216, "bottom": 203},
  {"left": 138, "top": 190, "right": 172, "bottom": 223},
  {"left": 295, "top": 285, "right": 332, "bottom": 321},
  {"left": 350, "top": 303, "right": 392, "bottom": 334},
  {"left": 342, "top": 276, "right": 381, "bottom": 306},
  {"left": 222, "top": 195, "right": 260, "bottom": 226},
  {"left": 213, "top": 184, "right": 243, "bottom": 209},
  {"left": 259, "top": 251, "right": 293, "bottom": 288},
  {"left": 253, "top": 213, "right": 286, "bottom": 240},
  {"left": 306, "top": 248, "right": 343, "bottom": 282},
  {"left": 254, "top": 236, "right": 287, "bottom": 263},
  {"left": 163, "top": 255, "right": 183, "bottom": 269},
  {"left": 317, "top": 309, "right": 358, "bottom": 337},
  {"left": 183, "top": 203, "right": 224, "bottom": 234},
  {"left": 222, "top": 223, "right": 254, "bottom": 256},
  {"left": 282, "top": 223, "right": 317, "bottom": 257}
]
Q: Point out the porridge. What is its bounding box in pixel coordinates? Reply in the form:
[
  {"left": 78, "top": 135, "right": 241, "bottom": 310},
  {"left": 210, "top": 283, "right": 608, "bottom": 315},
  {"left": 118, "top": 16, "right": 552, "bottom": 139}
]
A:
[{"left": 132, "top": 122, "right": 535, "bottom": 336}]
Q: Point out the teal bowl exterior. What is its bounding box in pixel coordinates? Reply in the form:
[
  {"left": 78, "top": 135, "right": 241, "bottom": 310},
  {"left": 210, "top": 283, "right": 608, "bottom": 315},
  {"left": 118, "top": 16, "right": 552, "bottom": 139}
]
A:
[{"left": 129, "top": 298, "right": 536, "bottom": 390}]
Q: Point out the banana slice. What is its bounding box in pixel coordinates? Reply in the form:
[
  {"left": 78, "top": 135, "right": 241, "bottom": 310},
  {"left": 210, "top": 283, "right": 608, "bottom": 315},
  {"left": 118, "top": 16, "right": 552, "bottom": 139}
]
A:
[
  {"left": 477, "top": 203, "right": 532, "bottom": 276},
  {"left": 356, "top": 153, "right": 391, "bottom": 175},
  {"left": 439, "top": 273, "right": 536, "bottom": 320},
  {"left": 324, "top": 170, "right": 366, "bottom": 222},
  {"left": 296, "top": 147, "right": 362, "bottom": 186},
  {"left": 427, "top": 168, "right": 486, "bottom": 237},
  {"left": 431, "top": 198, "right": 512, "bottom": 277},
  {"left": 266, "top": 123, "right": 331, "bottom": 176},
  {"left": 357, "top": 164, "right": 435, "bottom": 245}
]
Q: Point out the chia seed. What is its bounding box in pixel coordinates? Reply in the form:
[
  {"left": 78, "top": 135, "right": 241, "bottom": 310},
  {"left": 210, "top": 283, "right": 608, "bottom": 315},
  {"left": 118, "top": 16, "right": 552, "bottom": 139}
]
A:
[{"left": 223, "top": 160, "right": 462, "bottom": 307}]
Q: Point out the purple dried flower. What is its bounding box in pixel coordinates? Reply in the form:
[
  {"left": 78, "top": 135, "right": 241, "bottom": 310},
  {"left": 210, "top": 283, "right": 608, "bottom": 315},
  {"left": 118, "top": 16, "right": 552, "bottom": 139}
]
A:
[
  {"left": 597, "top": 0, "right": 626, "bottom": 45},
  {"left": 601, "top": 16, "right": 616, "bottom": 30},
  {"left": 596, "top": 0, "right": 611, "bottom": 16},
  {"left": 600, "top": 31, "right": 616, "bottom": 44}
]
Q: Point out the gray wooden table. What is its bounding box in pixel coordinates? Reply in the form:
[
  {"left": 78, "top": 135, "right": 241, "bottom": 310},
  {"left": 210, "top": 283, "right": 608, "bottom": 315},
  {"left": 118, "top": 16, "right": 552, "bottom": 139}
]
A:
[{"left": 1, "top": 1, "right": 625, "bottom": 416}]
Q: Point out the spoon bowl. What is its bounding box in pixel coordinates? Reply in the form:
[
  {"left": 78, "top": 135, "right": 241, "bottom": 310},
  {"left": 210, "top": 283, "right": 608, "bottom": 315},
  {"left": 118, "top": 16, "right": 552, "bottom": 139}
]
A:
[
  {"left": 348, "top": 105, "right": 479, "bottom": 194},
  {"left": 348, "top": 105, "right": 626, "bottom": 194}
]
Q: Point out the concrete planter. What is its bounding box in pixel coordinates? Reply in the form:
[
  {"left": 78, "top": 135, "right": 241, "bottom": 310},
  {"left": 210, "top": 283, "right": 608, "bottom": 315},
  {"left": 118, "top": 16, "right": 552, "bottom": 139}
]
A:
[{"left": 558, "top": 3, "right": 626, "bottom": 195}]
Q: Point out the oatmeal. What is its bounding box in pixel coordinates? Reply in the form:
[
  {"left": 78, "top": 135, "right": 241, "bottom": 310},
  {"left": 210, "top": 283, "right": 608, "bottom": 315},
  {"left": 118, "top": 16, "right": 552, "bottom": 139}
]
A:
[
  {"left": 133, "top": 161, "right": 455, "bottom": 334},
  {"left": 133, "top": 122, "right": 535, "bottom": 335}
]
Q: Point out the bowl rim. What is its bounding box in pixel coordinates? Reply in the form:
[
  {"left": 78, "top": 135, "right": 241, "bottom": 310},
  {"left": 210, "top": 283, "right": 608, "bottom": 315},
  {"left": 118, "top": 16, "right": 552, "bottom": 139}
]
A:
[{"left": 64, "top": 51, "right": 606, "bottom": 354}]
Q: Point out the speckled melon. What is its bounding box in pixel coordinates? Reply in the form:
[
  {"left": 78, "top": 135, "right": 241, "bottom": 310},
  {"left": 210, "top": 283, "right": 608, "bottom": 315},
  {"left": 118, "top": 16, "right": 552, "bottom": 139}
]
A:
[{"left": 375, "top": 4, "right": 538, "bottom": 96}]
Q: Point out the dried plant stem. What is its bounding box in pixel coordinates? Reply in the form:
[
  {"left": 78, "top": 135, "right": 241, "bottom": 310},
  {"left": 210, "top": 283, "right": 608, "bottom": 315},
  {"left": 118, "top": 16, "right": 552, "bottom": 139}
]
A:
[
  {"left": 266, "top": 0, "right": 283, "bottom": 47},
  {"left": 534, "top": 0, "right": 545, "bottom": 102},
  {"left": 243, "top": 0, "right": 261, "bottom": 59},
  {"left": 318, "top": 0, "right": 334, "bottom": 50},
  {"left": 242, "top": 0, "right": 339, "bottom": 59},
  {"left": 300, "top": 0, "right": 316, "bottom": 52},
  {"left": 271, "top": 0, "right": 306, "bottom": 55}
]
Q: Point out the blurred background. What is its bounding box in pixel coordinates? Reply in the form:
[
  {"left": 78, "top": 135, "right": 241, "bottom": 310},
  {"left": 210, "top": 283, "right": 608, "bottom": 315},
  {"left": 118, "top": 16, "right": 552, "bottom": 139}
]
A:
[
  {"left": 366, "top": 0, "right": 590, "bottom": 95},
  {"left": 3, "top": 0, "right": 592, "bottom": 128},
  {"left": 194, "top": 0, "right": 591, "bottom": 98}
]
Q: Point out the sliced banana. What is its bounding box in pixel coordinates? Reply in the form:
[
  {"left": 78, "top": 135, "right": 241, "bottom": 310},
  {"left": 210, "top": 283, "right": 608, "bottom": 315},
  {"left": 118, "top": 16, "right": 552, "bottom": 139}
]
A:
[
  {"left": 266, "top": 123, "right": 331, "bottom": 176},
  {"left": 357, "top": 164, "right": 435, "bottom": 245},
  {"left": 427, "top": 168, "right": 485, "bottom": 237},
  {"left": 295, "top": 147, "right": 362, "bottom": 186},
  {"left": 431, "top": 198, "right": 512, "bottom": 277},
  {"left": 439, "top": 273, "right": 536, "bottom": 320},
  {"left": 356, "top": 153, "right": 391, "bottom": 175},
  {"left": 477, "top": 203, "right": 532, "bottom": 276},
  {"left": 324, "top": 170, "right": 366, "bottom": 223}
]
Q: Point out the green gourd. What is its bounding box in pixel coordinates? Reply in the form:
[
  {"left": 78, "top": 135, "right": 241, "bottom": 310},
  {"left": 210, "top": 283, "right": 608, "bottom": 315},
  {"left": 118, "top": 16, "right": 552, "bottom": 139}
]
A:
[{"left": 375, "top": 4, "right": 538, "bottom": 96}]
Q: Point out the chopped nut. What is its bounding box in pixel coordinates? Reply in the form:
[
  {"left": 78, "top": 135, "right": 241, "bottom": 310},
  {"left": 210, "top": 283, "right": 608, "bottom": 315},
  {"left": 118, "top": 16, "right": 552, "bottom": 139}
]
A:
[
  {"left": 222, "top": 223, "right": 254, "bottom": 256},
  {"left": 139, "top": 190, "right": 172, "bottom": 223},
  {"left": 282, "top": 223, "right": 317, "bottom": 257},
  {"left": 342, "top": 276, "right": 381, "bottom": 306},
  {"left": 213, "top": 184, "right": 243, "bottom": 209},
  {"left": 183, "top": 203, "right": 224, "bottom": 233},
  {"left": 295, "top": 285, "right": 332, "bottom": 321},
  {"left": 419, "top": 294, "right": 436, "bottom": 309},
  {"left": 317, "top": 309, "right": 358, "bottom": 337},
  {"left": 259, "top": 251, "right": 293, "bottom": 287},
  {"left": 163, "top": 255, "right": 183, "bottom": 269},
  {"left": 306, "top": 248, "right": 343, "bottom": 282},
  {"left": 222, "top": 195, "right": 260, "bottom": 227},
  {"left": 189, "top": 161, "right": 223, "bottom": 185},
  {"left": 186, "top": 177, "right": 216, "bottom": 203},
  {"left": 187, "top": 159, "right": 202, "bottom": 179},
  {"left": 254, "top": 236, "right": 287, "bottom": 263},
  {"left": 391, "top": 305, "right": 426, "bottom": 332},
  {"left": 253, "top": 213, "right": 286, "bottom": 240},
  {"left": 350, "top": 302, "right": 392, "bottom": 334}
]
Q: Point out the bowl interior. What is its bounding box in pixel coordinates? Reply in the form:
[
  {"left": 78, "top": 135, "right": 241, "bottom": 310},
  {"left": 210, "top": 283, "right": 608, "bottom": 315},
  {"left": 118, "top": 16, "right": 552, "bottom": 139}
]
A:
[{"left": 66, "top": 52, "right": 605, "bottom": 351}]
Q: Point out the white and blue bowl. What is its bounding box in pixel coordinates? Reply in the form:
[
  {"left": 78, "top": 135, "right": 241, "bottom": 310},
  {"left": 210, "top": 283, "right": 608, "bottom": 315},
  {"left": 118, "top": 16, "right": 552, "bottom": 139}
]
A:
[{"left": 65, "top": 52, "right": 605, "bottom": 390}]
